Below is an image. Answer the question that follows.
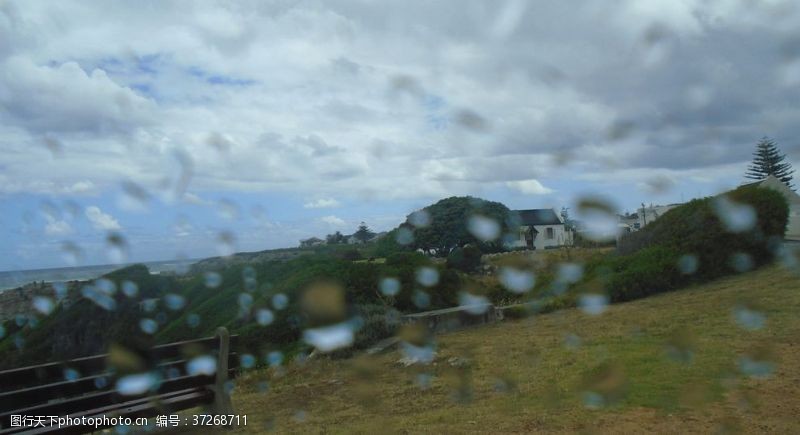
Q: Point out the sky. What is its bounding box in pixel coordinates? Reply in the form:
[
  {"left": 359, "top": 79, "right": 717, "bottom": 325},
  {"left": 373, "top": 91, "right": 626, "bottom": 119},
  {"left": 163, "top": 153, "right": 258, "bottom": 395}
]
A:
[{"left": 1, "top": 0, "right": 799, "bottom": 271}]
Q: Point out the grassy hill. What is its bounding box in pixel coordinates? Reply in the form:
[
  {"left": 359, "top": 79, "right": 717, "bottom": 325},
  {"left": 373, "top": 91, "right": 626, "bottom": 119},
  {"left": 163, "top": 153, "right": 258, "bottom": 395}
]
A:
[{"left": 220, "top": 264, "right": 800, "bottom": 433}]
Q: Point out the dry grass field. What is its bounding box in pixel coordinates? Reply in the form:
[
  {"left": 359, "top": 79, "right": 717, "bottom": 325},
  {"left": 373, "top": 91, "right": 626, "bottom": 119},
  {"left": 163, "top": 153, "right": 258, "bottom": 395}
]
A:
[{"left": 207, "top": 263, "right": 800, "bottom": 434}]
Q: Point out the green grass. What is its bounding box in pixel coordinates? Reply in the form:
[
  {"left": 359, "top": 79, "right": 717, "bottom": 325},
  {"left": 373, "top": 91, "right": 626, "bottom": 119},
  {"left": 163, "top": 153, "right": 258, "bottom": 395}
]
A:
[{"left": 217, "top": 264, "right": 800, "bottom": 433}]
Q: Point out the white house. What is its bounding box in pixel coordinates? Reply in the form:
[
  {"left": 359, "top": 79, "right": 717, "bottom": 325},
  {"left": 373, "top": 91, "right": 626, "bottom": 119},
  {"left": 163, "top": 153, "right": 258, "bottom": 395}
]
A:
[
  {"left": 747, "top": 174, "right": 800, "bottom": 241},
  {"left": 511, "top": 208, "right": 572, "bottom": 250}
]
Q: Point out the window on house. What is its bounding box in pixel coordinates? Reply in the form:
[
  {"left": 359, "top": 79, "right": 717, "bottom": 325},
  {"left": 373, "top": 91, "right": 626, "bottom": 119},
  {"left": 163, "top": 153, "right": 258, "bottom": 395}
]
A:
[{"left": 546, "top": 227, "right": 554, "bottom": 239}]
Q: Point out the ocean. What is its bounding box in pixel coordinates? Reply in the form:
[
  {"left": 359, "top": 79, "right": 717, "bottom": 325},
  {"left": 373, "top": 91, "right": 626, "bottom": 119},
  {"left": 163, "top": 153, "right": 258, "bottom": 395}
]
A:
[{"left": 0, "top": 259, "right": 199, "bottom": 292}]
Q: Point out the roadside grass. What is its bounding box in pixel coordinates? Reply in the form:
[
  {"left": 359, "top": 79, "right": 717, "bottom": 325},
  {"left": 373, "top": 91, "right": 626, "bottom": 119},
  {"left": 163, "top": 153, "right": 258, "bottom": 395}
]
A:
[{"left": 216, "top": 263, "right": 800, "bottom": 433}]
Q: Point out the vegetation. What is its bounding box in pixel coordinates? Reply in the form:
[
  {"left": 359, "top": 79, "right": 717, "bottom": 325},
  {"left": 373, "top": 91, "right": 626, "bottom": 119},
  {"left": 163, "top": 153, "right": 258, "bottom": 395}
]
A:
[
  {"left": 745, "top": 136, "right": 795, "bottom": 189},
  {"left": 220, "top": 264, "right": 800, "bottom": 434}
]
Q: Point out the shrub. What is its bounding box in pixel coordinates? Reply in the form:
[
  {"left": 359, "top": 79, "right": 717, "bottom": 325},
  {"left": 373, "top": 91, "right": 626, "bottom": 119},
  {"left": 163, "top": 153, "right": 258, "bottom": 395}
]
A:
[
  {"left": 446, "top": 245, "right": 483, "bottom": 273},
  {"left": 338, "top": 249, "right": 363, "bottom": 261},
  {"left": 501, "top": 305, "right": 529, "bottom": 320}
]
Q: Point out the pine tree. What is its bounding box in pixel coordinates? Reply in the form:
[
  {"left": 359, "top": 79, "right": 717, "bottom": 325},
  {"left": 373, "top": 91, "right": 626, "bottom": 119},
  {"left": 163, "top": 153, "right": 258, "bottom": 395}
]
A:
[{"left": 745, "top": 137, "right": 795, "bottom": 189}]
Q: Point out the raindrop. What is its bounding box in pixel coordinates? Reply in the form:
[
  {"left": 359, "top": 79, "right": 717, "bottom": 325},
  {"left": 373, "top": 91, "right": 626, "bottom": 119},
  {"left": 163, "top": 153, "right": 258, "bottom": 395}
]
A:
[
  {"left": 664, "top": 327, "right": 696, "bottom": 363},
  {"left": 713, "top": 197, "right": 756, "bottom": 233},
  {"left": 579, "top": 294, "right": 609, "bottom": 316},
  {"left": 416, "top": 267, "right": 439, "bottom": 287},
  {"left": 53, "top": 282, "right": 67, "bottom": 300},
  {"left": 94, "top": 376, "right": 108, "bottom": 389},
  {"left": 121, "top": 280, "right": 139, "bottom": 297},
  {"left": 239, "top": 293, "right": 253, "bottom": 310},
  {"left": 557, "top": 263, "right": 584, "bottom": 283},
  {"left": 576, "top": 198, "right": 619, "bottom": 242},
  {"left": 106, "top": 232, "right": 128, "bottom": 264},
  {"left": 400, "top": 342, "right": 436, "bottom": 365},
  {"left": 563, "top": 333, "right": 582, "bottom": 350},
  {"left": 187, "top": 355, "right": 216, "bottom": 376},
  {"left": 579, "top": 362, "right": 628, "bottom": 408},
  {"left": 139, "top": 318, "right": 158, "bottom": 334},
  {"left": 734, "top": 305, "right": 765, "bottom": 331},
  {"left": 187, "top": 313, "right": 201, "bottom": 328},
  {"left": 240, "top": 354, "right": 256, "bottom": 369},
  {"left": 408, "top": 210, "right": 431, "bottom": 228},
  {"left": 0, "top": 326, "right": 5, "bottom": 339},
  {"left": 82, "top": 286, "right": 116, "bottom": 311},
  {"left": 499, "top": 267, "right": 535, "bottom": 294},
  {"left": 63, "top": 368, "right": 80, "bottom": 381},
  {"left": 116, "top": 373, "right": 159, "bottom": 395},
  {"left": 395, "top": 227, "right": 414, "bottom": 245},
  {"left": 204, "top": 272, "right": 222, "bottom": 288},
  {"left": 413, "top": 290, "right": 431, "bottom": 308},
  {"left": 454, "top": 109, "right": 489, "bottom": 132},
  {"left": 95, "top": 278, "right": 116, "bottom": 295},
  {"left": 120, "top": 181, "right": 150, "bottom": 210},
  {"left": 677, "top": 254, "right": 699, "bottom": 275},
  {"left": 467, "top": 215, "right": 501, "bottom": 242},
  {"left": 267, "top": 351, "right": 284, "bottom": 367},
  {"left": 272, "top": 293, "right": 289, "bottom": 310},
  {"left": 61, "top": 241, "right": 83, "bottom": 266},
  {"left": 217, "top": 231, "right": 236, "bottom": 257},
  {"left": 217, "top": 199, "right": 240, "bottom": 220},
  {"left": 738, "top": 345, "right": 775, "bottom": 379},
  {"left": 41, "top": 134, "right": 64, "bottom": 156},
  {"left": 256, "top": 309, "right": 274, "bottom": 326},
  {"left": 458, "top": 292, "right": 490, "bottom": 314},
  {"left": 164, "top": 294, "right": 185, "bottom": 310},
  {"left": 730, "top": 252, "right": 754, "bottom": 273},
  {"left": 379, "top": 277, "right": 401, "bottom": 296},
  {"left": 32, "top": 296, "right": 54, "bottom": 315},
  {"left": 303, "top": 322, "right": 355, "bottom": 352}
]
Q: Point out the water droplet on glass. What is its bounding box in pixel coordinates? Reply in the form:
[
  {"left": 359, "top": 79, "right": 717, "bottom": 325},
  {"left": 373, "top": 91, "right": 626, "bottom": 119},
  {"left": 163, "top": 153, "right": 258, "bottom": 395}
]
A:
[
  {"left": 400, "top": 342, "right": 436, "bottom": 365},
  {"left": 53, "top": 282, "right": 68, "bottom": 300},
  {"left": 187, "top": 313, "right": 201, "bottom": 328},
  {"left": 61, "top": 241, "right": 83, "bottom": 266},
  {"left": 413, "top": 290, "right": 431, "bottom": 308},
  {"left": 187, "top": 355, "right": 217, "bottom": 376},
  {"left": 738, "top": 345, "right": 775, "bottom": 379},
  {"left": 579, "top": 294, "right": 609, "bottom": 316},
  {"left": 82, "top": 286, "right": 117, "bottom": 311},
  {"left": 729, "top": 252, "right": 754, "bottom": 273},
  {"left": 0, "top": 326, "right": 5, "bottom": 339},
  {"left": 303, "top": 322, "right": 355, "bottom": 352},
  {"left": 217, "top": 231, "right": 236, "bottom": 257},
  {"left": 416, "top": 267, "right": 439, "bottom": 287},
  {"left": 140, "top": 298, "right": 157, "bottom": 313},
  {"left": 33, "top": 296, "right": 54, "bottom": 315},
  {"left": 95, "top": 279, "right": 116, "bottom": 295},
  {"left": 272, "top": 293, "right": 289, "bottom": 310},
  {"left": 217, "top": 199, "right": 240, "bottom": 220},
  {"left": 164, "top": 293, "right": 185, "bottom": 310},
  {"left": 204, "top": 272, "right": 222, "bottom": 288},
  {"left": 105, "top": 232, "right": 128, "bottom": 264},
  {"left": 677, "top": 254, "right": 699, "bottom": 274},
  {"left": 267, "top": 351, "right": 284, "bottom": 367},
  {"left": 395, "top": 226, "right": 414, "bottom": 245},
  {"left": 94, "top": 376, "right": 108, "bottom": 389},
  {"left": 241, "top": 354, "right": 256, "bottom": 369},
  {"left": 121, "top": 280, "right": 138, "bottom": 297},
  {"left": 140, "top": 318, "right": 158, "bottom": 334},
  {"left": 563, "top": 333, "right": 582, "bottom": 350},
  {"left": 467, "top": 215, "right": 501, "bottom": 242},
  {"left": 557, "top": 263, "right": 583, "bottom": 283},
  {"left": 458, "top": 292, "right": 490, "bottom": 314},
  {"left": 116, "top": 372, "right": 159, "bottom": 395},
  {"left": 734, "top": 305, "right": 765, "bottom": 331},
  {"left": 576, "top": 198, "right": 619, "bottom": 242},
  {"left": 408, "top": 210, "right": 431, "bottom": 228},
  {"left": 499, "top": 267, "right": 535, "bottom": 294},
  {"left": 713, "top": 197, "right": 756, "bottom": 233},
  {"left": 379, "top": 277, "right": 401, "bottom": 296},
  {"left": 64, "top": 368, "right": 80, "bottom": 381},
  {"left": 238, "top": 293, "right": 253, "bottom": 310}
]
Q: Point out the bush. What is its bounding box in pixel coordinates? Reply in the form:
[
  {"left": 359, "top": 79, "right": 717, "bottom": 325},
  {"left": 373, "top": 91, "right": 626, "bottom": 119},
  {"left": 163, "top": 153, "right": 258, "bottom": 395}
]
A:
[
  {"left": 605, "top": 185, "right": 788, "bottom": 301},
  {"left": 501, "top": 305, "right": 530, "bottom": 320},
  {"left": 446, "top": 245, "right": 483, "bottom": 273},
  {"left": 338, "top": 249, "right": 363, "bottom": 261}
]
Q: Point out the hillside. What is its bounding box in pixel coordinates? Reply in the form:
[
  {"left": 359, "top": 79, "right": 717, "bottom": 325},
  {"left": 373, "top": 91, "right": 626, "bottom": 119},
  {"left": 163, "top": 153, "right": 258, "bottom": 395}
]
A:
[{"left": 220, "top": 264, "right": 800, "bottom": 433}]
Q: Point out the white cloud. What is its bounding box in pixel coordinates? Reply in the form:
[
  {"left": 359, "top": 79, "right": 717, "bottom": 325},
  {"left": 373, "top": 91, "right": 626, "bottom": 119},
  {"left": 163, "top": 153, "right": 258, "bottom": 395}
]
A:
[
  {"left": 303, "top": 198, "right": 341, "bottom": 208},
  {"left": 85, "top": 206, "right": 122, "bottom": 231},
  {"left": 506, "top": 179, "right": 555, "bottom": 195},
  {"left": 320, "top": 215, "right": 346, "bottom": 226},
  {"left": 43, "top": 215, "right": 73, "bottom": 236}
]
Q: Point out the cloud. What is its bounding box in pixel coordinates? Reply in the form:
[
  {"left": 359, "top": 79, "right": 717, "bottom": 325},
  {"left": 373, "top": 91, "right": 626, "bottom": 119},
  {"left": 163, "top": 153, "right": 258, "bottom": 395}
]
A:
[
  {"left": 43, "top": 215, "right": 73, "bottom": 236},
  {"left": 320, "top": 215, "right": 346, "bottom": 226},
  {"left": 85, "top": 206, "right": 122, "bottom": 231},
  {"left": 304, "top": 198, "right": 341, "bottom": 209},
  {"left": 506, "top": 179, "right": 555, "bottom": 195}
]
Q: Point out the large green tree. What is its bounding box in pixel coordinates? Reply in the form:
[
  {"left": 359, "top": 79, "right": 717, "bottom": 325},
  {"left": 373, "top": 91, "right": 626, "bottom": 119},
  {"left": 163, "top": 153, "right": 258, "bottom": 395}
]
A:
[
  {"left": 409, "top": 196, "right": 513, "bottom": 256},
  {"left": 745, "top": 137, "right": 795, "bottom": 189},
  {"left": 353, "top": 222, "right": 375, "bottom": 243}
]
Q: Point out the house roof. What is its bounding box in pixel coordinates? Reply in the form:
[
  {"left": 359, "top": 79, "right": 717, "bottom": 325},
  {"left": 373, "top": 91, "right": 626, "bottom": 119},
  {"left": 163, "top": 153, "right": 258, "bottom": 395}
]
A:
[
  {"left": 301, "top": 237, "right": 324, "bottom": 243},
  {"left": 512, "top": 209, "right": 563, "bottom": 226}
]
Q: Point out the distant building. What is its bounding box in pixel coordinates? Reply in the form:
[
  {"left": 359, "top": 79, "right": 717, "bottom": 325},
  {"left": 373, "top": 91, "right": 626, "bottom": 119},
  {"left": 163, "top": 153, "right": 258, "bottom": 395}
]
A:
[
  {"left": 636, "top": 203, "right": 682, "bottom": 228},
  {"left": 746, "top": 174, "right": 800, "bottom": 241},
  {"left": 510, "top": 208, "right": 573, "bottom": 249},
  {"left": 299, "top": 237, "right": 325, "bottom": 248}
]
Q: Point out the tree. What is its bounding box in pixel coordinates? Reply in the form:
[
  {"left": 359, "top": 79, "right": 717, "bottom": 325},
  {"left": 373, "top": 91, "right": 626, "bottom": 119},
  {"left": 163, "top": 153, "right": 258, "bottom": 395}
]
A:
[
  {"left": 409, "top": 196, "right": 513, "bottom": 256},
  {"left": 745, "top": 137, "right": 795, "bottom": 189},
  {"left": 326, "top": 231, "right": 345, "bottom": 244},
  {"left": 353, "top": 222, "right": 375, "bottom": 243}
]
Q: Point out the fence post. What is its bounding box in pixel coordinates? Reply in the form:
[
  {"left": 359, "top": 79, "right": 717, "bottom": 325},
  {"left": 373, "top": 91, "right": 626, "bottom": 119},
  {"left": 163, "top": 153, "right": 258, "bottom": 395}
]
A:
[{"left": 212, "top": 327, "right": 235, "bottom": 417}]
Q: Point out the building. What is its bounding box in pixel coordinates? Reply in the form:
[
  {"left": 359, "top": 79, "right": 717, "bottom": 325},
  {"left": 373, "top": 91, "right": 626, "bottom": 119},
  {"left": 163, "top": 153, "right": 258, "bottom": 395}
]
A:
[
  {"left": 636, "top": 203, "right": 682, "bottom": 228},
  {"left": 747, "top": 174, "right": 800, "bottom": 241},
  {"left": 299, "top": 237, "right": 325, "bottom": 248},
  {"left": 510, "top": 208, "right": 573, "bottom": 250}
]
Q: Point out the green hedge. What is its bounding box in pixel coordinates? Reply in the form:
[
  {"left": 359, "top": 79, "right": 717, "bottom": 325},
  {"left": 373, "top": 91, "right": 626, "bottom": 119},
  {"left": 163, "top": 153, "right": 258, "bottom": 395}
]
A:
[{"left": 607, "top": 185, "right": 788, "bottom": 302}]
